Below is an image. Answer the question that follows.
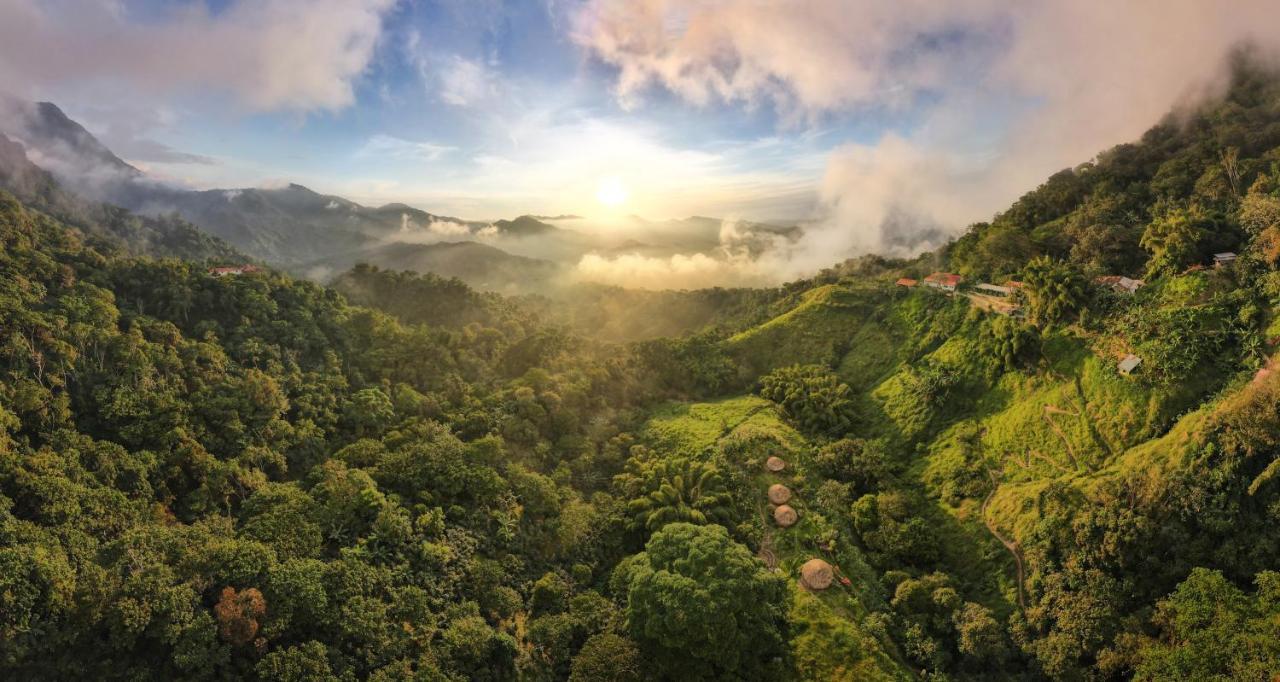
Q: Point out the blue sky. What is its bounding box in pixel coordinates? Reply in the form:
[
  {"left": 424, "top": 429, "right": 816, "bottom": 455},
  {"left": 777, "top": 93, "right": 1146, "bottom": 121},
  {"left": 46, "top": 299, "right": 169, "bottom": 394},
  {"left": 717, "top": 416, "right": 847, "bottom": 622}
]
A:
[
  {"left": 6, "top": 0, "right": 948, "bottom": 221},
  {"left": 2, "top": 0, "right": 1276, "bottom": 252}
]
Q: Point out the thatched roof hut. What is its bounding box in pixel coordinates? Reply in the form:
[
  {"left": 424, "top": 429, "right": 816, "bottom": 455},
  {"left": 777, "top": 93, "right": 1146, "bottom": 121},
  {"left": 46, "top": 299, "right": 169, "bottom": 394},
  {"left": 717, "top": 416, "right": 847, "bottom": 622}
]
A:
[
  {"left": 773, "top": 504, "right": 798, "bottom": 527},
  {"left": 765, "top": 456, "right": 786, "bottom": 472},
  {"left": 800, "top": 558, "right": 833, "bottom": 590},
  {"left": 767, "top": 484, "right": 792, "bottom": 505}
]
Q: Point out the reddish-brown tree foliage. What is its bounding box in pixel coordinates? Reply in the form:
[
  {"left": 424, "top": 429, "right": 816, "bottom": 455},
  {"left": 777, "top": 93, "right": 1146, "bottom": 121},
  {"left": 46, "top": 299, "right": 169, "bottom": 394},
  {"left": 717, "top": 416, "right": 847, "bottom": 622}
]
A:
[{"left": 214, "top": 586, "right": 267, "bottom": 645}]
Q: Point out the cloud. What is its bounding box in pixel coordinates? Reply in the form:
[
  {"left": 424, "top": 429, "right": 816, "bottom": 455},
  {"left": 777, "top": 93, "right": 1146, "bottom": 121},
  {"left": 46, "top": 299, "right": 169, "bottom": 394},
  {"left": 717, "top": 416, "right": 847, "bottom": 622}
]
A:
[
  {"left": 570, "top": 0, "right": 1001, "bottom": 121},
  {"left": 572, "top": 217, "right": 786, "bottom": 290},
  {"left": 572, "top": 0, "right": 1280, "bottom": 273},
  {"left": 574, "top": 251, "right": 763, "bottom": 290},
  {"left": 439, "top": 56, "right": 499, "bottom": 107},
  {"left": 359, "top": 134, "right": 456, "bottom": 161},
  {"left": 0, "top": 0, "right": 395, "bottom": 112},
  {"left": 383, "top": 212, "right": 474, "bottom": 245}
]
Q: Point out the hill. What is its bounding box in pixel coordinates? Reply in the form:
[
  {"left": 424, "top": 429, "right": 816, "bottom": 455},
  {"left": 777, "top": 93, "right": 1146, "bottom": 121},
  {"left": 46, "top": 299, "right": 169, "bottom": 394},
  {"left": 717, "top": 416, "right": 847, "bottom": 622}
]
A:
[
  {"left": 0, "top": 129, "right": 240, "bottom": 262},
  {"left": 5, "top": 51, "right": 1280, "bottom": 682},
  {"left": 312, "top": 240, "right": 562, "bottom": 293}
]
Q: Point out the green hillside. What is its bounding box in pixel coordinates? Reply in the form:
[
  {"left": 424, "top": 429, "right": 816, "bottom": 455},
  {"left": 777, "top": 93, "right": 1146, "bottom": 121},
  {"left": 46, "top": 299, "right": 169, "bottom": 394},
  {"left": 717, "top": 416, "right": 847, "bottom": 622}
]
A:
[{"left": 5, "top": 51, "right": 1280, "bottom": 682}]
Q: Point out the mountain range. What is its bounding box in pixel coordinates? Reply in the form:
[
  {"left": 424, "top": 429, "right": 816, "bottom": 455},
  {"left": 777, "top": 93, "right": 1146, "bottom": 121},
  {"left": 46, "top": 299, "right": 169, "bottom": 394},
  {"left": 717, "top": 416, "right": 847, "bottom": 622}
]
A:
[{"left": 0, "top": 95, "right": 801, "bottom": 293}]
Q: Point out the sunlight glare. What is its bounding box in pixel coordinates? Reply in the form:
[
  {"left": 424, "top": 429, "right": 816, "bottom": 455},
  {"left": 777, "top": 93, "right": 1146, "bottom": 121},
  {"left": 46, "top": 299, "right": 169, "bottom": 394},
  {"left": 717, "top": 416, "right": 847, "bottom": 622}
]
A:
[{"left": 596, "top": 176, "right": 629, "bottom": 207}]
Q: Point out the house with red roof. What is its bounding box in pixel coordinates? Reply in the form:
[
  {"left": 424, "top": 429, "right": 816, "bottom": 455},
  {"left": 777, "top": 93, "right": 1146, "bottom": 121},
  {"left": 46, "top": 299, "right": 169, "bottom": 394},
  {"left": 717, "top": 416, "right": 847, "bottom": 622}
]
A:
[
  {"left": 208, "top": 265, "right": 262, "bottom": 278},
  {"left": 923, "top": 272, "right": 963, "bottom": 292}
]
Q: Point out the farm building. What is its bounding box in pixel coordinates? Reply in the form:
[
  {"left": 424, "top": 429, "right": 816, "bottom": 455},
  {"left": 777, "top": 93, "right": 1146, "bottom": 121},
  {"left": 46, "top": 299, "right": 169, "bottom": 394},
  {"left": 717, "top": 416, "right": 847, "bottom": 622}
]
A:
[
  {"left": 975, "top": 283, "right": 1013, "bottom": 297},
  {"left": 1214, "top": 252, "right": 1238, "bottom": 267},
  {"left": 895, "top": 278, "right": 918, "bottom": 288}
]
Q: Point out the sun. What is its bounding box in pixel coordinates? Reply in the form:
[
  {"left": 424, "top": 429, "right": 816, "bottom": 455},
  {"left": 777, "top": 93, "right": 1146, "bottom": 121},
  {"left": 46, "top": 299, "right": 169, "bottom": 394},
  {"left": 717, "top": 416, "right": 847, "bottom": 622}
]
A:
[{"left": 595, "top": 176, "right": 629, "bottom": 207}]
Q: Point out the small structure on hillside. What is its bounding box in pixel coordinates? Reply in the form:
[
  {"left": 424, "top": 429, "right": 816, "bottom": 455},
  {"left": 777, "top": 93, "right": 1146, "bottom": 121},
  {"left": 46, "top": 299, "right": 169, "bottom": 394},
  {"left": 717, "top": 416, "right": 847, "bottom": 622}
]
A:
[
  {"left": 765, "top": 456, "right": 786, "bottom": 473},
  {"left": 1214, "top": 252, "right": 1238, "bottom": 267},
  {"left": 976, "top": 283, "right": 1013, "bottom": 297},
  {"left": 1096, "top": 276, "right": 1145, "bottom": 295},
  {"left": 208, "top": 265, "right": 262, "bottom": 277},
  {"left": 923, "top": 272, "right": 964, "bottom": 292},
  {"left": 895, "top": 277, "right": 918, "bottom": 288},
  {"left": 767, "top": 484, "right": 792, "bottom": 505},
  {"left": 1118, "top": 354, "right": 1142, "bottom": 376},
  {"left": 800, "top": 558, "right": 834, "bottom": 590},
  {"left": 773, "top": 505, "right": 798, "bottom": 527}
]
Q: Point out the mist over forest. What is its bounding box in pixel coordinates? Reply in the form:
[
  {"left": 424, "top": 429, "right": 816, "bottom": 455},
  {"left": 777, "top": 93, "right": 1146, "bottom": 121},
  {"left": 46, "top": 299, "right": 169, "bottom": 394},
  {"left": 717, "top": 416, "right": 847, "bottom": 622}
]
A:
[{"left": 3, "top": 2, "right": 1280, "bottom": 681}]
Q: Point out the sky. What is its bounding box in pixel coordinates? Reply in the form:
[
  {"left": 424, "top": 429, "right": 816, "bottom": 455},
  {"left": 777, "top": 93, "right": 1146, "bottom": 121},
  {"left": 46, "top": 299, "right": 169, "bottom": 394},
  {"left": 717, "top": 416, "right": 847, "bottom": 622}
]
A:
[{"left": 2, "top": 0, "right": 1280, "bottom": 272}]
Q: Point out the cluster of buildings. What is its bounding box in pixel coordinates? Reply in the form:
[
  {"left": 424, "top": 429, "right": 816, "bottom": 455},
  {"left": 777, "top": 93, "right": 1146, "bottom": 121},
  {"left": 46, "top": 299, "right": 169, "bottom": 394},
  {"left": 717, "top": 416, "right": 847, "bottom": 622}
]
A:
[{"left": 889, "top": 251, "right": 1248, "bottom": 380}]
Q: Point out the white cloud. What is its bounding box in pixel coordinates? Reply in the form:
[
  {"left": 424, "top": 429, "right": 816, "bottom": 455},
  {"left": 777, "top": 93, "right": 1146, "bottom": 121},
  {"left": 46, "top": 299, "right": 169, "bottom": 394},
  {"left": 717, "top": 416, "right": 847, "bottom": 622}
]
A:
[
  {"left": 572, "top": 0, "right": 1280, "bottom": 270},
  {"left": 570, "top": 0, "right": 1001, "bottom": 122},
  {"left": 439, "top": 56, "right": 499, "bottom": 107},
  {"left": 574, "top": 251, "right": 763, "bottom": 290},
  {"left": 0, "top": 0, "right": 395, "bottom": 112},
  {"left": 571, "top": 217, "right": 788, "bottom": 290},
  {"left": 359, "top": 134, "right": 456, "bottom": 161}
]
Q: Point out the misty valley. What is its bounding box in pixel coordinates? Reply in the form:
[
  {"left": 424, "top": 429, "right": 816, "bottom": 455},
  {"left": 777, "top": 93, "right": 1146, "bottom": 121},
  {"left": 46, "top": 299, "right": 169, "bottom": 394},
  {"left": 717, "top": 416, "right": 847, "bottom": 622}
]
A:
[{"left": 3, "top": 3, "right": 1280, "bottom": 681}]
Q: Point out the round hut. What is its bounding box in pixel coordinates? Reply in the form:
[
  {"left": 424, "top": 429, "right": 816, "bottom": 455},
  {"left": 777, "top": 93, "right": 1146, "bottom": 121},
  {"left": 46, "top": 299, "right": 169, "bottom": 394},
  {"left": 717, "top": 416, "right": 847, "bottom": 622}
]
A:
[
  {"left": 767, "top": 484, "right": 792, "bottom": 505},
  {"left": 800, "top": 558, "right": 834, "bottom": 591},
  {"left": 765, "top": 456, "right": 786, "bottom": 473},
  {"left": 773, "top": 504, "right": 798, "bottom": 527}
]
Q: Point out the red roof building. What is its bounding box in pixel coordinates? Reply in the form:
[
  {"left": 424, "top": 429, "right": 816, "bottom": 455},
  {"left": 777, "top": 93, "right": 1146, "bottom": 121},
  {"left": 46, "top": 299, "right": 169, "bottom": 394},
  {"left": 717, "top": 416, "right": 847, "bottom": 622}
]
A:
[
  {"left": 923, "top": 272, "right": 963, "bottom": 292},
  {"left": 208, "top": 265, "right": 261, "bottom": 277},
  {"left": 895, "top": 278, "right": 918, "bottom": 287}
]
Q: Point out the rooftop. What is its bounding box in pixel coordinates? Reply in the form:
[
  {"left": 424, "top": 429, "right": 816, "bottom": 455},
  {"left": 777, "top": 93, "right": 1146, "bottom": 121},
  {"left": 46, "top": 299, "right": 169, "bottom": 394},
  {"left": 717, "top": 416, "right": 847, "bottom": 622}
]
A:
[
  {"left": 1118, "top": 354, "right": 1142, "bottom": 374},
  {"left": 924, "top": 272, "right": 963, "bottom": 287}
]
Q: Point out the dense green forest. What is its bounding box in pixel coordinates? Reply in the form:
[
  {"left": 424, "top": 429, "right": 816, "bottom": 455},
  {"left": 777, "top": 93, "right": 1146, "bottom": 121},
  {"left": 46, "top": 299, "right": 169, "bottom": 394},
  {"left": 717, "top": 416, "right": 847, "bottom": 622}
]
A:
[{"left": 4, "top": 55, "right": 1280, "bottom": 681}]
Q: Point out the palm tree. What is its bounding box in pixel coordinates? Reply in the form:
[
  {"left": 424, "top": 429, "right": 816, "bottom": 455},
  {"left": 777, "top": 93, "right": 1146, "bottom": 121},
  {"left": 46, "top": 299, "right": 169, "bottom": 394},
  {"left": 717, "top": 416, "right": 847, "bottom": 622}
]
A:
[
  {"left": 627, "top": 459, "right": 734, "bottom": 532},
  {"left": 1022, "top": 257, "right": 1087, "bottom": 328}
]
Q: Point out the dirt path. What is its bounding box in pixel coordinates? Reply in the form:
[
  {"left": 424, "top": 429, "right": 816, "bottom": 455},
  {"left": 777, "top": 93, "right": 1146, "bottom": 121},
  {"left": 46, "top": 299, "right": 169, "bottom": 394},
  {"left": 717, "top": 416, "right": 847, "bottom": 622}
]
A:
[
  {"left": 757, "top": 523, "right": 779, "bottom": 570},
  {"left": 1041, "top": 404, "right": 1081, "bottom": 471},
  {"left": 981, "top": 469, "right": 1027, "bottom": 612}
]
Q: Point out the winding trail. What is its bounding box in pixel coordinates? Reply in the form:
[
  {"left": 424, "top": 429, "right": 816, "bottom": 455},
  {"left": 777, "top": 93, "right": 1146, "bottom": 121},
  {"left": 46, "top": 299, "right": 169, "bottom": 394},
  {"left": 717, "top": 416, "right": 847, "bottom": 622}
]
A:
[
  {"left": 981, "top": 469, "right": 1027, "bottom": 612},
  {"left": 1042, "top": 404, "right": 1081, "bottom": 470}
]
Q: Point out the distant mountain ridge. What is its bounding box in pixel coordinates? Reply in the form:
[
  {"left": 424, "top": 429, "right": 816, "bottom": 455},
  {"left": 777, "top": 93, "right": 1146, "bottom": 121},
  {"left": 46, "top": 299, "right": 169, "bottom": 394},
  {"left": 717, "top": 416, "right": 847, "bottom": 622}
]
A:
[
  {"left": 0, "top": 95, "right": 805, "bottom": 291},
  {"left": 0, "top": 128, "right": 241, "bottom": 262},
  {"left": 300, "top": 240, "right": 562, "bottom": 294}
]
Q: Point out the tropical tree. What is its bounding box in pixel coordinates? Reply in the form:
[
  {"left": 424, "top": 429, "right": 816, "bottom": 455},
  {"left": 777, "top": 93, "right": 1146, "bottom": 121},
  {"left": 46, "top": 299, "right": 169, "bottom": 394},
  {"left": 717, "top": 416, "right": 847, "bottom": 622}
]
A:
[
  {"left": 1127, "top": 568, "right": 1280, "bottom": 680},
  {"left": 980, "top": 316, "right": 1041, "bottom": 372},
  {"left": 1140, "top": 207, "right": 1207, "bottom": 277},
  {"left": 619, "top": 523, "right": 788, "bottom": 679},
  {"left": 758, "top": 364, "right": 857, "bottom": 435},
  {"left": 1021, "top": 257, "right": 1088, "bottom": 327},
  {"left": 624, "top": 459, "right": 734, "bottom": 532},
  {"left": 569, "top": 633, "right": 642, "bottom": 682}
]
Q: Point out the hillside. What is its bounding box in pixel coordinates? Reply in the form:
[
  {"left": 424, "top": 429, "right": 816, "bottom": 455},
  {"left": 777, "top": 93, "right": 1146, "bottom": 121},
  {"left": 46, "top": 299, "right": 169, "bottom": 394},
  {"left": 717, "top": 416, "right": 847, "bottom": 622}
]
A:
[
  {"left": 0, "top": 129, "right": 241, "bottom": 262},
  {"left": 5, "top": 50, "right": 1280, "bottom": 682},
  {"left": 317, "top": 240, "right": 562, "bottom": 294}
]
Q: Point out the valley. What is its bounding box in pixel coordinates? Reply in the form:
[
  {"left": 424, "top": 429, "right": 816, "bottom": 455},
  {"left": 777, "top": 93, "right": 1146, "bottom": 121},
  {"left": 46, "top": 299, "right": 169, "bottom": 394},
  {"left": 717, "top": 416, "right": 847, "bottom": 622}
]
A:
[{"left": 1, "top": 13, "right": 1280, "bottom": 682}]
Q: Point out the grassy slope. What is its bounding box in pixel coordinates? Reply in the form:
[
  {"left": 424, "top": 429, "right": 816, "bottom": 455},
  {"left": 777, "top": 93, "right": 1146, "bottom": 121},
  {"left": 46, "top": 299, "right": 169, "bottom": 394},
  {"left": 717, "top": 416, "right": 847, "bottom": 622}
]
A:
[
  {"left": 640, "top": 394, "right": 912, "bottom": 680},
  {"left": 725, "top": 283, "right": 894, "bottom": 379},
  {"left": 651, "top": 276, "right": 1267, "bottom": 669}
]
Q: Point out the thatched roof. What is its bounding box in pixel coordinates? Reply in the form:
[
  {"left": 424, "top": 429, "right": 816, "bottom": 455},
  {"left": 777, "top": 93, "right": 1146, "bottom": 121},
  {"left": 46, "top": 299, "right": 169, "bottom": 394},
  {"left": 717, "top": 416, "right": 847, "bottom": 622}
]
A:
[
  {"left": 773, "top": 505, "right": 798, "bottom": 527},
  {"left": 765, "top": 456, "right": 786, "bottom": 472},
  {"left": 800, "top": 558, "right": 833, "bottom": 590},
  {"left": 767, "top": 484, "right": 792, "bottom": 505}
]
